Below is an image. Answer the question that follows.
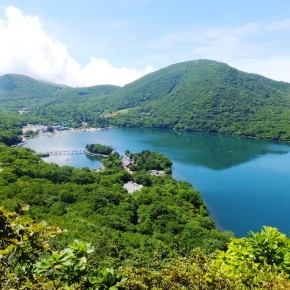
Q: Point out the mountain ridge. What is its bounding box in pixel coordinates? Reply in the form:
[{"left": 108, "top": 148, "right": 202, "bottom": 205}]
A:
[
  {"left": 1, "top": 59, "right": 289, "bottom": 92},
  {"left": 1, "top": 59, "right": 290, "bottom": 141},
  {"left": 101, "top": 60, "right": 290, "bottom": 140}
]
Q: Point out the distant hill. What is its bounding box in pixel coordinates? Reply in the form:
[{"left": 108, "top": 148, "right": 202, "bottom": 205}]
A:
[
  {"left": 0, "top": 74, "right": 120, "bottom": 126},
  {"left": 2, "top": 60, "right": 290, "bottom": 141},
  {"left": 0, "top": 74, "right": 65, "bottom": 111},
  {"left": 103, "top": 60, "right": 290, "bottom": 141},
  {"left": 32, "top": 84, "right": 120, "bottom": 126}
]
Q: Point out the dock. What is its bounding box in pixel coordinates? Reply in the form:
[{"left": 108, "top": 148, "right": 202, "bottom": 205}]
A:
[
  {"left": 38, "top": 150, "right": 107, "bottom": 157},
  {"left": 38, "top": 150, "right": 85, "bottom": 156}
]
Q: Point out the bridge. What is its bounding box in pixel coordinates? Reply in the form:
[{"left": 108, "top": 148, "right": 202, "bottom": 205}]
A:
[{"left": 38, "top": 150, "right": 86, "bottom": 156}]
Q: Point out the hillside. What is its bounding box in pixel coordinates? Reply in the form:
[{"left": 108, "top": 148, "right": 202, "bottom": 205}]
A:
[
  {"left": 0, "top": 74, "right": 119, "bottom": 128},
  {"left": 2, "top": 147, "right": 290, "bottom": 289},
  {"left": 2, "top": 59, "right": 290, "bottom": 141},
  {"left": 104, "top": 60, "right": 290, "bottom": 140},
  {"left": 0, "top": 74, "right": 65, "bottom": 111},
  {"left": 0, "top": 145, "right": 229, "bottom": 268},
  {"left": 33, "top": 84, "right": 120, "bottom": 126}
]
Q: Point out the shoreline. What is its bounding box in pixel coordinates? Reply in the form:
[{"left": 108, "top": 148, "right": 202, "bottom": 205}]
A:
[{"left": 20, "top": 125, "right": 113, "bottom": 145}]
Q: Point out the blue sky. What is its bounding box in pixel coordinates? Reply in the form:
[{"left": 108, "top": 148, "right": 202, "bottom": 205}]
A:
[{"left": 1, "top": 0, "right": 290, "bottom": 86}]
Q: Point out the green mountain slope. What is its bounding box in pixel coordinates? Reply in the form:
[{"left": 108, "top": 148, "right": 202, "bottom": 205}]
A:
[
  {"left": 34, "top": 84, "right": 120, "bottom": 126},
  {"left": 2, "top": 59, "right": 290, "bottom": 141},
  {"left": 0, "top": 74, "right": 119, "bottom": 127},
  {"left": 0, "top": 74, "right": 66, "bottom": 110},
  {"left": 104, "top": 60, "right": 290, "bottom": 140}
]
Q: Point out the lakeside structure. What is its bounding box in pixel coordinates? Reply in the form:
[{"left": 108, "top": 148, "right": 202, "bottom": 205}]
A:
[
  {"left": 122, "top": 156, "right": 134, "bottom": 168},
  {"left": 123, "top": 181, "right": 143, "bottom": 194},
  {"left": 20, "top": 124, "right": 106, "bottom": 145}
]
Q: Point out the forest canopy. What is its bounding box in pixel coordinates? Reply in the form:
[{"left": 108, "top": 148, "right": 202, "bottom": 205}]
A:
[
  {"left": 1, "top": 206, "right": 290, "bottom": 289},
  {"left": 0, "top": 144, "right": 229, "bottom": 270},
  {"left": 85, "top": 143, "right": 114, "bottom": 155}
]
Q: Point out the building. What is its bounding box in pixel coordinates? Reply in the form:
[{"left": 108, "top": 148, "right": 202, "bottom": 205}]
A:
[{"left": 122, "top": 156, "right": 134, "bottom": 168}]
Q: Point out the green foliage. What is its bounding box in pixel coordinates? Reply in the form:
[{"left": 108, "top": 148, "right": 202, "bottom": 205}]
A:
[
  {"left": 127, "top": 150, "right": 172, "bottom": 173},
  {"left": 89, "top": 268, "right": 125, "bottom": 290},
  {"left": 2, "top": 206, "right": 290, "bottom": 289},
  {"left": 0, "top": 205, "right": 63, "bottom": 289},
  {"left": 86, "top": 143, "right": 114, "bottom": 155},
  {"left": 215, "top": 226, "right": 290, "bottom": 278},
  {"left": 0, "top": 145, "right": 229, "bottom": 269},
  {"left": 34, "top": 240, "right": 94, "bottom": 288},
  {"left": 248, "top": 227, "right": 290, "bottom": 268},
  {"left": 0, "top": 207, "right": 124, "bottom": 289},
  {"left": 1, "top": 144, "right": 290, "bottom": 288},
  {"left": 119, "top": 228, "right": 290, "bottom": 289}
]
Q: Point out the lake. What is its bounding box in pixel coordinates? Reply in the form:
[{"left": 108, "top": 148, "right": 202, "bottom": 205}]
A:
[{"left": 24, "top": 128, "right": 290, "bottom": 237}]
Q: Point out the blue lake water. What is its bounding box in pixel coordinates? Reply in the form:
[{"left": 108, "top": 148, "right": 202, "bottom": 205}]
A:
[{"left": 24, "top": 128, "right": 290, "bottom": 237}]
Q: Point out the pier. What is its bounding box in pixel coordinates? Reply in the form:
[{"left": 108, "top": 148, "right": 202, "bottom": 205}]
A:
[
  {"left": 38, "top": 150, "right": 103, "bottom": 157},
  {"left": 39, "top": 150, "right": 86, "bottom": 156}
]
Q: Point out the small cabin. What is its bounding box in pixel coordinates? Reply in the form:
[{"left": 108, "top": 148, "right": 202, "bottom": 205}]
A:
[{"left": 122, "top": 156, "right": 134, "bottom": 168}]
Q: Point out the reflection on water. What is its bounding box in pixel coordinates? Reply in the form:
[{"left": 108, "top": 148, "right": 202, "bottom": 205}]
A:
[
  {"left": 136, "top": 129, "right": 289, "bottom": 170},
  {"left": 25, "top": 128, "right": 290, "bottom": 237},
  {"left": 26, "top": 128, "right": 290, "bottom": 171},
  {"left": 39, "top": 150, "right": 103, "bottom": 170}
]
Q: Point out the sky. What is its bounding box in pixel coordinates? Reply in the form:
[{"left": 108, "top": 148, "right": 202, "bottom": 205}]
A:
[{"left": 1, "top": 0, "right": 290, "bottom": 87}]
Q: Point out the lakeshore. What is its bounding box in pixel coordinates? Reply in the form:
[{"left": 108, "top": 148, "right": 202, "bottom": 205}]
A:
[
  {"left": 20, "top": 124, "right": 109, "bottom": 145},
  {"left": 23, "top": 127, "right": 290, "bottom": 237}
]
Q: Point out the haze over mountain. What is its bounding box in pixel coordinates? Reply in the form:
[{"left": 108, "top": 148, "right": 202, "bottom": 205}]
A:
[{"left": 1, "top": 59, "right": 290, "bottom": 141}]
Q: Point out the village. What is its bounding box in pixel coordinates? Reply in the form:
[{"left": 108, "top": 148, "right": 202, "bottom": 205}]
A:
[{"left": 121, "top": 154, "right": 166, "bottom": 194}]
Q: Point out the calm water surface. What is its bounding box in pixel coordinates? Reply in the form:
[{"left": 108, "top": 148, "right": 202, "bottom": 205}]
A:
[{"left": 25, "top": 128, "right": 290, "bottom": 237}]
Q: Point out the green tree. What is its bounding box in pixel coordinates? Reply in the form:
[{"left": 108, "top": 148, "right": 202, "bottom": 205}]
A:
[
  {"left": 0, "top": 204, "right": 63, "bottom": 289},
  {"left": 0, "top": 206, "right": 125, "bottom": 289}
]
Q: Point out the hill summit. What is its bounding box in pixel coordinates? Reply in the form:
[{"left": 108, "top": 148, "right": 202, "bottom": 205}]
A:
[{"left": 103, "top": 60, "right": 290, "bottom": 140}]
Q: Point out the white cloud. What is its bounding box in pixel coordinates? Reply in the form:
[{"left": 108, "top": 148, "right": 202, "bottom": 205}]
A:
[
  {"left": 73, "top": 58, "right": 153, "bottom": 87},
  {"left": 0, "top": 6, "right": 152, "bottom": 87},
  {"left": 2, "top": 6, "right": 290, "bottom": 87}
]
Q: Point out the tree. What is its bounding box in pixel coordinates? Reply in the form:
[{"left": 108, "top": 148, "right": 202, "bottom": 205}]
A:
[
  {"left": 0, "top": 206, "right": 124, "bottom": 289},
  {"left": 86, "top": 144, "right": 114, "bottom": 155},
  {"left": 0, "top": 204, "right": 63, "bottom": 289}
]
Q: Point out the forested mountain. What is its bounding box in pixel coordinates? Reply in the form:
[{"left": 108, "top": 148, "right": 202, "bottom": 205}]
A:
[
  {"left": 2, "top": 59, "right": 290, "bottom": 141},
  {"left": 0, "top": 74, "right": 65, "bottom": 110},
  {"left": 0, "top": 74, "right": 119, "bottom": 128},
  {"left": 34, "top": 84, "right": 119, "bottom": 126},
  {"left": 104, "top": 60, "right": 290, "bottom": 141},
  {"left": 0, "top": 74, "right": 119, "bottom": 113}
]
